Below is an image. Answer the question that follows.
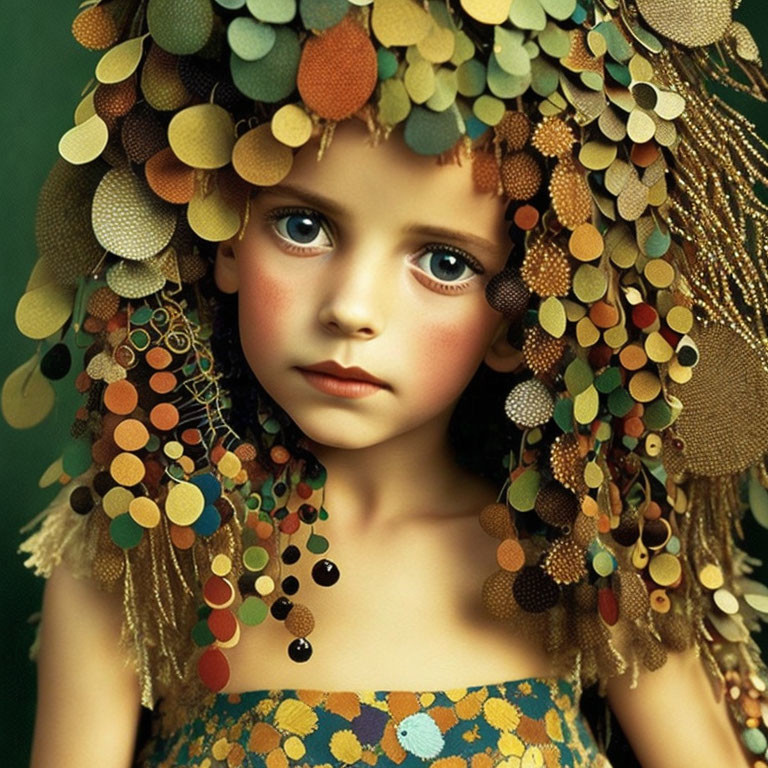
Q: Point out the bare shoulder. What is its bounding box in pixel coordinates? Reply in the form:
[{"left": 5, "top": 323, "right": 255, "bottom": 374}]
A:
[
  {"left": 30, "top": 563, "right": 142, "bottom": 768},
  {"left": 605, "top": 629, "right": 752, "bottom": 768}
]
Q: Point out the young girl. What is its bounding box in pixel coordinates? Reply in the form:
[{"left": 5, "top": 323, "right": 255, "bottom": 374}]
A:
[{"left": 11, "top": 1, "right": 768, "bottom": 767}]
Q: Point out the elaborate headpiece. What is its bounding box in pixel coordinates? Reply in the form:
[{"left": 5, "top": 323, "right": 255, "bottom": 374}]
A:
[{"left": 8, "top": 0, "right": 768, "bottom": 756}]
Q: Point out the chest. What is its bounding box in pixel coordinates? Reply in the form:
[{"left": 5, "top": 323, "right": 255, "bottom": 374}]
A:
[{"left": 218, "top": 516, "right": 556, "bottom": 693}]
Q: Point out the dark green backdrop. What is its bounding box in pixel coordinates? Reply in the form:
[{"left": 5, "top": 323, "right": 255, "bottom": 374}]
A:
[{"left": 1, "top": 4, "right": 767, "bottom": 766}]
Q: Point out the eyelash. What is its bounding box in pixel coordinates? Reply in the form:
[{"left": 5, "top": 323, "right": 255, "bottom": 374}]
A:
[{"left": 263, "top": 206, "right": 485, "bottom": 294}]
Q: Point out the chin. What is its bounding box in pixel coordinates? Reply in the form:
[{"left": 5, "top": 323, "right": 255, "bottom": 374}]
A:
[{"left": 289, "top": 413, "right": 391, "bottom": 451}]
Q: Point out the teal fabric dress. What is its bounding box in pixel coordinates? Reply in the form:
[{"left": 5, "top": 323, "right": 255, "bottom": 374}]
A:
[{"left": 136, "top": 676, "right": 611, "bottom": 767}]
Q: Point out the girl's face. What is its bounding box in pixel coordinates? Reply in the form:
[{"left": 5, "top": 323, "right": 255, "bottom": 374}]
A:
[{"left": 217, "top": 118, "right": 513, "bottom": 450}]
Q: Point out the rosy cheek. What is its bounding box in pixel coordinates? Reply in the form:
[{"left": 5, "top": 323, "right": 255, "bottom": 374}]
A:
[
  {"left": 416, "top": 317, "right": 488, "bottom": 399},
  {"left": 237, "top": 261, "right": 293, "bottom": 342}
]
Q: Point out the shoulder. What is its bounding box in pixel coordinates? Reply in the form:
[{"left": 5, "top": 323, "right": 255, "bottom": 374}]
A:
[{"left": 605, "top": 628, "right": 751, "bottom": 768}]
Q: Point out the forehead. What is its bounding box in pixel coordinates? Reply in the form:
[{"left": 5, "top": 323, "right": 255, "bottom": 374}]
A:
[{"left": 258, "top": 119, "right": 508, "bottom": 246}]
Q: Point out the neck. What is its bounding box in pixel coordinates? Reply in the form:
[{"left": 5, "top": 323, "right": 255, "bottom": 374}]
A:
[{"left": 300, "top": 411, "right": 495, "bottom": 534}]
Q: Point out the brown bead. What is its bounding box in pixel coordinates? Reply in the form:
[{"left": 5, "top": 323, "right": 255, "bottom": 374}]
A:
[
  {"left": 500, "top": 151, "right": 542, "bottom": 200},
  {"left": 544, "top": 536, "right": 587, "bottom": 584},
  {"left": 512, "top": 565, "right": 561, "bottom": 612},
  {"left": 535, "top": 481, "right": 579, "bottom": 528},
  {"left": 481, "top": 569, "right": 519, "bottom": 620},
  {"left": 615, "top": 570, "right": 650, "bottom": 622},
  {"left": 284, "top": 603, "right": 315, "bottom": 637},
  {"left": 523, "top": 325, "right": 567, "bottom": 376},
  {"left": 495, "top": 110, "right": 531, "bottom": 151},
  {"left": 485, "top": 269, "right": 530, "bottom": 319},
  {"left": 521, "top": 237, "right": 571, "bottom": 297},
  {"left": 478, "top": 503, "right": 512, "bottom": 540}
]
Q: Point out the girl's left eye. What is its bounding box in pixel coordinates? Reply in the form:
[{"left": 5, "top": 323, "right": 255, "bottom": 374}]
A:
[{"left": 412, "top": 247, "right": 484, "bottom": 289}]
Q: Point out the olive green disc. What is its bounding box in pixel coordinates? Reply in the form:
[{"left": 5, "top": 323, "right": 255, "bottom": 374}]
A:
[{"left": 147, "top": 0, "right": 214, "bottom": 55}]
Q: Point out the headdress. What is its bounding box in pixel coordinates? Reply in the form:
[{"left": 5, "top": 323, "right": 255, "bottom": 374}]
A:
[{"left": 8, "top": 0, "right": 768, "bottom": 754}]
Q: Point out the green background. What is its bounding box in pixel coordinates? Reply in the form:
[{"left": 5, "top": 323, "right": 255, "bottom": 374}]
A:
[{"left": 1, "top": 3, "right": 767, "bottom": 766}]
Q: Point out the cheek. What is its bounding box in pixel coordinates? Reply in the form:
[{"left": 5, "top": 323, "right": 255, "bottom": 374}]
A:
[
  {"left": 236, "top": 260, "right": 294, "bottom": 362},
  {"left": 412, "top": 309, "right": 497, "bottom": 400}
]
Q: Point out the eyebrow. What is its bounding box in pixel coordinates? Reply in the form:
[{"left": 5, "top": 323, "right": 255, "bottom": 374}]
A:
[{"left": 260, "top": 183, "right": 502, "bottom": 256}]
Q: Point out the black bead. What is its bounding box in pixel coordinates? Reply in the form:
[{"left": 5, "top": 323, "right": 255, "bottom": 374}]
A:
[
  {"left": 677, "top": 346, "right": 698, "bottom": 366},
  {"left": 281, "top": 575, "right": 299, "bottom": 595},
  {"left": 298, "top": 503, "right": 318, "bottom": 524},
  {"left": 273, "top": 482, "right": 287, "bottom": 497},
  {"left": 40, "top": 343, "right": 72, "bottom": 380},
  {"left": 312, "top": 558, "right": 340, "bottom": 587},
  {"left": 271, "top": 596, "right": 293, "bottom": 620},
  {"left": 69, "top": 486, "right": 94, "bottom": 515},
  {"left": 93, "top": 470, "right": 117, "bottom": 497},
  {"left": 238, "top": 572, "right": 258, "bottom": 596},
  {"left": 287, "top": 637, "right": 312, "bottom": 662},
  {"left": 273, "top": 506, "right": 289, "bottom": 520},
  {"left": 281, "top": 545, "right": 301, "bottom": 565}
]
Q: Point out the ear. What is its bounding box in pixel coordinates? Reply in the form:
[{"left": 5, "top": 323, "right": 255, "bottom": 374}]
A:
[
  {"left": 214, "top": 239, "right": 239, "bottom": 294},
  {"left": 484, "top": 317, "right": 524, "bottom": 373}
]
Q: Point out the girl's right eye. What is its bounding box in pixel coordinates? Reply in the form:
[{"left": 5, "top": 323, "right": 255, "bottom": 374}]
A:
[{"left": 265, "top": 207, "right": 333, "bottom": 252}]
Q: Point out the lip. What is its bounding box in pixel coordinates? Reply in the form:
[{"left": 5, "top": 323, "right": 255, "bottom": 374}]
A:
[{"left": 295, "top": 360, "right": 389, "bottom": 399}]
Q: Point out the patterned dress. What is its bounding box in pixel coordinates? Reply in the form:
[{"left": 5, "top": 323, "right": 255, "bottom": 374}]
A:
[{"left": 137, "top": 676, "right": 611, "bottom": 768}]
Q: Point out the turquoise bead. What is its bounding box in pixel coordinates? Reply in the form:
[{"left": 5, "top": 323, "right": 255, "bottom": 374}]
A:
[{"left": 742, "top": 727, "right": 767, "bottom": 755}]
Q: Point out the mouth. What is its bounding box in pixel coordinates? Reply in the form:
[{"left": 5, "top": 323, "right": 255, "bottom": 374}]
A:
[{"left": 294, "top": 362, "right": 390, "bottom": 399}]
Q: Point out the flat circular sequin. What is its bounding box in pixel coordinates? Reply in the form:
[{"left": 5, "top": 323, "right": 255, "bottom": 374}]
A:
[
  {"left": 713, "top": 587, "right": 740, "bottom": 615},
  {"left": 165, "top": 481, "right": 205, "bottom": 525},
  {"left": 217, "top": 451, "right": 242, "bottom": 478},
  {"left": 197, "top": 647, "right": 230, "bottom": 692},
  {"left": 270, "top": 103, "right": 313, "bottom": 148},
  {"left": 628, "top": 370, "right": 661, "bottom": 402},
  {"left": 110, "top": 452, "right": 146, "bottom": 486},
  {"left": 104, "top": 379, "right": 139, "bottom": 416},
  {"left": 170, "top": 524, "right": 196, "bottom": 549},
  {"left": 648, "top": 552, "right": 681, "bottom": 586},
  {"left": 243, "top": 545, "right": 270, "bottom": 571},
  {"left": 569, "top": 223, "right": 604, "bottom": 262},
  {"left": 150, "top": 402, "right": 180, "bottom": 431},
  {"left": 113, "top": 419, "right": 150, "bottom": 451},
  {"left": 129, "top": 496, "right": 162, "bottom": 528},
  {"left": 92, "top": 168, "right": 177, "bottom": 261},
  {"left": 145, "top": 346, "right": 173, "bottom": 370},
  {"left": 168, "top": 104, "right": 236, "bottom": 170},
  {"left": 238, "top": 596, "right": 269, "bottom": 625},
  {"left": 110, "top": 513, "right": 144, "bottom": 548},
  {"left": 103, "top": 486, "right": 134, "bottom": 518},
  {"left": 149, "top": 371, "right": 177, "bottom": 394},
  {"left": 698, "top": 563, "right": 725, "bottom": 590},
  {"left": 211, "top": 554, "right": 232, "bottom": 576},
  {"left": 163, "top": 441, "right": 184, "bottom": 460},
  {"left": 232, "top": 124, "right": 293, "bottom": 185}
]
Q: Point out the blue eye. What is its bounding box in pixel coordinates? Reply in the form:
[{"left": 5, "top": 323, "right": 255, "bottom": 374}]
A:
[
  {"left": 415, "top": 248, "right": 479, "bottom": 283},
  {"left": 269, "top": 208, "right": 332, "bottom": 248}
]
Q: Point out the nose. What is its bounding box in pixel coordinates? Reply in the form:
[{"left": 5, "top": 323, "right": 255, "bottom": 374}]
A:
[{"left": 317, "top": 249, "right": 389, "bottom": 339}]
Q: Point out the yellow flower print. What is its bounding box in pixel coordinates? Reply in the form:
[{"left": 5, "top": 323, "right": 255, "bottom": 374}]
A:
[
  {"left": 544, "top": 708, "right": 564, "bottom": 742},
  {"left": 273, "top": 698, "right": 319, "bottom": 737},
  {"left": 329, "top": 728, "right": 364, "bottom": 764},
  {"left": 483, "top": 698, "right": 523, "bottom": 731},
  {"left": 497, "top": 730, "right": 525, "bottom": 758}
]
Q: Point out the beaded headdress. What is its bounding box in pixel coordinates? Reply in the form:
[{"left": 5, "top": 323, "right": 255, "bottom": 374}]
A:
[{"left": 8, "top": 0, "right": 768, "bottom": 754}]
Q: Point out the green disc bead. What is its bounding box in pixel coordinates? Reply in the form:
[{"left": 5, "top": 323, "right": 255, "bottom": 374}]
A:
[
  {"left": 238, "top": 596, "right": 268, "bottom": 625},
  {"left": 192, "top": 619, "right": 215, "bottom": 646},
  {"left": 243, "top": 545, "right": 269, "bottom": 571},
  {"left": 109, "top": 513, "right": 144, "bottom": 549}
]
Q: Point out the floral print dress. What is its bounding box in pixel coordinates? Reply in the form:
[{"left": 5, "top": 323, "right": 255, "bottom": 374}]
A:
[{"left": 137, "top": 676, "right": 611, "bottom": 768}]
